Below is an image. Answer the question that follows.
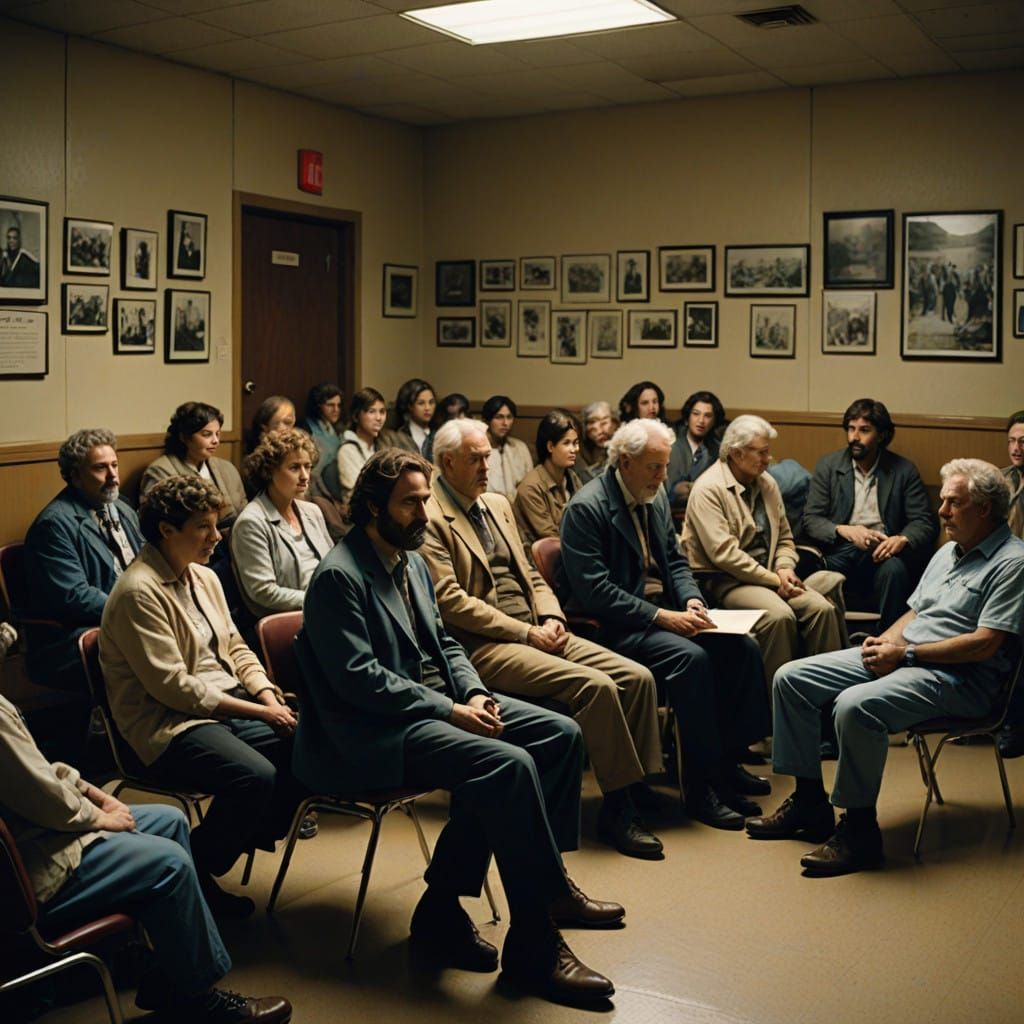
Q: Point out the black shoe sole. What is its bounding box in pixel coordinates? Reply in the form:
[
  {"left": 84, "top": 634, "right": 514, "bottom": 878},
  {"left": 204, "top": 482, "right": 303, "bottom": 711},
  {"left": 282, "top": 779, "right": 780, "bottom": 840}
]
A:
[
  {"left": 689, "top": 813, "right": 745, "bottom": 831},
  {"left": 499, "top": 968, "right": 615, "bottom": 1006},
  {"left": 800, "top": 854, "right": 885, "bottom": 876}
]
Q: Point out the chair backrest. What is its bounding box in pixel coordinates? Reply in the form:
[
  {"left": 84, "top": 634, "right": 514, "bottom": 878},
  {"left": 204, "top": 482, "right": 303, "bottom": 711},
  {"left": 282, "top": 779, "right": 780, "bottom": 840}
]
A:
[
  {"left": 256, "top": 611, "right": 304, "bottom": 693},
  {"left": 0, "top": 542, "right": 29, "bottom": 617},
  {"left": 531, "top": 536, "right": 562, "bottom": 592},
  {"left": 0, "top": 816, "right": 37, "bottom": 934}
]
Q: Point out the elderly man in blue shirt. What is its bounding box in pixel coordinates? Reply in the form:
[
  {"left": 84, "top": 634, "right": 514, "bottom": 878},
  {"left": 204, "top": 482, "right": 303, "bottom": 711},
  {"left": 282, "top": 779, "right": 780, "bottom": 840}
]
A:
[{"left": 747, "top": 458, "right": 1024, "bottom": 875}]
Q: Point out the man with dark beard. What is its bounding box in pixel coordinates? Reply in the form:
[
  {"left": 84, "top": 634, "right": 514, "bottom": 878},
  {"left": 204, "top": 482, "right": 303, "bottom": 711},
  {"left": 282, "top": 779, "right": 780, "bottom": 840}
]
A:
[
  {"left": 802, "top": 399, "right": 937, "bottom": 630},
  {"left": 293, "top": 448, "right": 621, "bottom": 1006}
]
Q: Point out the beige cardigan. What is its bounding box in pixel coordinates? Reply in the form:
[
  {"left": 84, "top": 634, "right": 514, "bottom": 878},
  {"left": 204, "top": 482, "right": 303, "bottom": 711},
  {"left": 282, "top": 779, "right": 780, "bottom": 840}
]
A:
[
  {"left": 513, "top": 462, "right": 581, "bottom": 546},
  {"left": 140, "top": 453, "right": 247, "bottom": 522},
  {"left": 100, "top": 544, "right": 277, "bottom": 766}
]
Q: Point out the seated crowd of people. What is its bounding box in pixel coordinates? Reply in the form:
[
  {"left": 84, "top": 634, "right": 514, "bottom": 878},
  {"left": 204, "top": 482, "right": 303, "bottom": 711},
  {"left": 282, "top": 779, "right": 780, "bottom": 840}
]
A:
[{"left": 4, "top": 378, "right": 1024, "bottom": 1020}]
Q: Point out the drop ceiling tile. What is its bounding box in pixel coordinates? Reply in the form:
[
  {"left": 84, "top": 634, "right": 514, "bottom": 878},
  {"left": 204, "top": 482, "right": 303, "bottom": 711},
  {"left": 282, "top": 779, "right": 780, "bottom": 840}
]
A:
[
  {"left": 455, "top": 69, "right": 566, "bottom": 99},
  {"left": 733, "top": 26, "right": 873, "bottom": 68},
  {"left": 953, "top": 45, "right": 1024, "bottom": 69},
  {"left": 667, "top": 70, "right": 788, "bottom": 96},
  {"left": 260, "top": 13, "right": 437, "bottom": 58},
  {"left": 0, "top": 0, "right": 44, "bottom": 11},
  {"left": 539, "top": 91, "right": 612, "bottom": 111},
  {"left": 547, "top": 60, "right": 660, "bottom": 90},
  {"left": 13, "top": 0, "right": 167, "bottom": 34},
  {"left": 95, "top": 16, "right": 238, "bottom": 53},
  {"left": 897, "top": 0, "right": 995, "bottom": 9},
  {"left": 381, "top": 40, "right": 528, "bottom": 77},
  {"left": 367, "top": 0, "right": 478, "bottom": 9},
  {"left": 133, "top": 0, "right": 251, "bottom": 13},
  {"left": 352, "top": 102, "right": 453, "bottom": 126},
  {"left": 948, "top": 30, "right": 1024, "bottom": 50},
  {"left": 686, "top": 11, "right": 793, "bottom": 47},
  {"left": 430, "top": 95, "right": 557, "bottom": 121},
  {"left": 775, "top": 57, "right": 895, "bottom": 86},
  {"left": 832, "top": 13, "right": 951, "bottom": 57},
  {"left": 589, "top": 78, "right": 678, "bottom": 102},
  {"left": 799, "top": 0, "right": 903, "bottom": 21},
  {"left": 491, "top": 39, "right": 597, "bottom": 68},
  {"left": 917, "top": 1, "right": 1024, "bottom": 37},
  {"left": 884, "top": 51, "right": 960, "bottom": 75},
  {"left": 196, "top": 0, "right": 380, "bottom": 35},
  {"left": 655, "top": 0, "right": 771, "bottom": 15},
  {"left": 235, "top": 53, "right": 397, "bottom": 87},
  {"left": 618, "top": 50, "right": 757, "bottom": 82},
  {"left": 573, "top": 20, "right": 721, "bottom": 59},
  {"left": 296, "top": 71, "right": 438, "bottom": 104},
  {"left": 169, "top": 37, "right": 303, "bottom": 70}
]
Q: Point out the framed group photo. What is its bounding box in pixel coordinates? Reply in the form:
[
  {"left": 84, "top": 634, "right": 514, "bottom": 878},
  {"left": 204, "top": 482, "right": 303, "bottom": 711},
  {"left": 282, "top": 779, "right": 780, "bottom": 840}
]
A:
[
  {"left": 589, "top": 310, "right": 623, "bottom": 359},
  {"left": 551, "top": 310, "right": 587, "bottom": 364},
  {"left": 168, "top": 210, "right": 207, "bottom": 279},
  {"left": 517, "top": 299, "right": 550, "bottom": 357},
  {"left": 437, "top": 316, "right": 476, "bottom": 347},
  {"left": 750, "top": 304, "right": 796, "bottom": 358},
  {"left": 382, "top": 263, "right": 418, "bottom": 318},
  {"left": 823, "top": 210, "right": 894, "bottom": 289},
  {"left": 0, "top": 196, "right": 47, "bottom": 303},
  {"left": 62, "top": 282, "right": 109, "bottom": 334},
  {"left": 64, "top": 218, "right": 112, "bottom": 276},
  {"left": 726, "top": 244, "right": 809, "bottom": 297},
  {"left": 520, "top": 256, "right": 555, "bottom": 290},
  {"left": 114, "top": 298, "right": 156, "bottom": 354},
  {"left": 659, "top": 245, "right": 714, "bottom": 292},
  {"left": 479, "top": 259, "right": 515, "bottom": 291},
  {"left": 616, "top": 250, "right": 649, "bottom": 302},
  {"left": 121, "top": 228, "right": 158, "bottom": 291},
  {"left": 165, "top": 288, "right": 210, "bottom": 362},
  {"left": 822, "top": 291, "right": 876, "bottom": 354},
  {"left": 627, "top": 309, "right": 677, "bottom": 349},
  {"left": 435, "top": 260, "right": 475, "bottom": 307},
  {"left": 480, "top": 299, "right": 512, "bottom": 347},
  {"left": 683, "top": 301, "right": 718, "bottom": 347},
  {"left": 561, "top": 253, "right": 611, "bottom": 304}
]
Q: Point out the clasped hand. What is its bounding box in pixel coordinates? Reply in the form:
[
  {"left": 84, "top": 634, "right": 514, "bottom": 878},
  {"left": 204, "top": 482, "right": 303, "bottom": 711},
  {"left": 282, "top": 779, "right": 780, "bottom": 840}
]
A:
[
  {"left": 450, "top": 694, "right": 503, "bottom": 737},
  {"left": 861, "top": 635, "right": 905, "bottom": 678},
  {"left": 527, "top": 618, "right": 568, "bottom": 654}
]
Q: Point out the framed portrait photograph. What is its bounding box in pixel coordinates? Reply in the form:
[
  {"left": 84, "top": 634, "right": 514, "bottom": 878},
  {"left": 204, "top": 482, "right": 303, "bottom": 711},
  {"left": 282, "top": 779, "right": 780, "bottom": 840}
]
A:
[
  {"left": 902, "top": 211, "right": 1001, "bottom": 361},
  {"left": 0, "top": 310, "right": 48, "bottom": 378},
  {"left": 517, "top": 299, "right": 550, "bottom": 358},
  {"left": 561, "top": 253, "right": 611, "bottom": 304},
  {"left": 435, "top": 260, "right": 476, "bottom": 307},
  {"left": 121, "top": 228, "right": 158, "bottom": 291},
  {"left": 62, "top": 282, "right": 108, "bottom": 334},
  {"left": 480, "top": 300, "right": 512, "bottom": 347},
  {"left": 1013, "top": 289, "right": 1024, "bottom": 339},
  {"left": 520, "top": 256, "right": 556, "bottom": 290},
  {"left": 627, "top": 309, "right": 677, "bottom": 349},
  {"left": 616, "top": 250, "right": 649, "bottom": 302},
  {"left": 658, "top": 245, "right": 714, "bottom": 292},
  {"left": 0, "top": 196, "right": 47, "bottom": 304},
  {"left": 165, "top": 288, "right": 210, "bottom": 362},
  {"left": 437, "top": 316, "right": 475, "bottom": 347},
  {"left": 64, "top": 218, "right": 112, "bottom": 276},
  {"left": 382, "top": 263, "right": 417, "bottom": 318},
  {"left": 823, "top": 210, "right": 894, "bottom": 289},
  {"left": 683, "top": 301, "right": 718, "bottom": 347},
  {"left": 726, "top": 245, "right": 810, "bottom": 297},
  {"left": 167, "top": 210, "right": 207, "bottom": 279},
  {"left": 113, "top": 298, "right": 156, "bottom": 354},
  {"left": 479, "top": 259, "right": 515, "bottom": 292},
  {"left": 551, "top": 310, "right": 587, "bottom": 365},
  {"left": 588, "top": 310, "right": 623, "bottom": 359},
  {"left": 750, "top": 304, "right": 796, "bottom": 358},
  {"left": 1014, "top": 224, "right": 1023, "bottom": 279},
  {"left": 822, "top": 290, "right": 876, "bottom": 355}
]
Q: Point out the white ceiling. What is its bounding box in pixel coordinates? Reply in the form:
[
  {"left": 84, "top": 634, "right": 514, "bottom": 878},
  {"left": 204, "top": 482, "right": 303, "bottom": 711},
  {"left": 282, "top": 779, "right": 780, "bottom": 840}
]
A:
[{"left": 3, "top": 0, "right": 1022, "bottom": 125}]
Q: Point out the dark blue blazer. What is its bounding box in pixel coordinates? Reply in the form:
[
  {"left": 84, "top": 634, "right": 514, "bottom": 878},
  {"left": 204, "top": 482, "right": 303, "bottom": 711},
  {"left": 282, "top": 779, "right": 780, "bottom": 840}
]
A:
[{"left": 293, "top": 527, "right": 488, "bottom": 793}]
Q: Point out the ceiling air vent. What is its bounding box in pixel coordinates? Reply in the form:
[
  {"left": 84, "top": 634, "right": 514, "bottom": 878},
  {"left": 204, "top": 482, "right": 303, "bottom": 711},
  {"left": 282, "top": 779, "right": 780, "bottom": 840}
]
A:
[{"left": 736, "top": 5, "right": 817, "bottom": 29}]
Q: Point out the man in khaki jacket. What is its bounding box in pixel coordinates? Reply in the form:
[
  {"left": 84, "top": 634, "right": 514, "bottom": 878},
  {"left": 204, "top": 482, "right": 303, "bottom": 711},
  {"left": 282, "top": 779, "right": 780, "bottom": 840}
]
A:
[{"left": 421, "top": 419, "right": 664, "bottom": 860}]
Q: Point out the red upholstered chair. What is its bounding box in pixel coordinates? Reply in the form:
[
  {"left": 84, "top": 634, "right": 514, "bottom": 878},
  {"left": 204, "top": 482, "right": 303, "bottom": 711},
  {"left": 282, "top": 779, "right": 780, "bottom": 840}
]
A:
[{"left": 529, "top": 537, "right": 602, "bottom": 640}]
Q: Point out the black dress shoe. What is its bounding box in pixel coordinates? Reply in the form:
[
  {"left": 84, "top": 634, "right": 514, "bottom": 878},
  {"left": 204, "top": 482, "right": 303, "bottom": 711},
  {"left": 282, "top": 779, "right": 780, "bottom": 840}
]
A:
[
  {"left": 596, "top": 805, "right": 664, "bottom": 860},
  {"left": 726, "top": 764, "right": 772, "bottom": 796},
  {"left": 200, "top": 875, "right": 256, "bottom": 919},
  {"left": 800, "top": 814, "right": 885, "bottom": 876},
  {"left": 746, "top": 793, "right": 835, "bottom": 842},
  {"left": 160, "top": 988, "right": 293, "bottom": 1024},
  {"left": 502, "top": 927, "right": 614, "bottom": 1005},
  {"left": 718, "top": 791, "right": 762, "bottom": 818},
  {"left": 820, "top": 739, "right": 839, "bottom": 761},
  {"left": 409, "top": 891, "right": 499, "bottom": 972},
  {"left": 998, "top": 725, "right": 1024, "bottom": 759},
  {"left": 550, "top": 876, "right": 625, "bottom": 928},
  {"left": 686, "top": 787, "right": 745, "bottom": 831},
  {"left": 739, "top": 746, "right": 769, "bottom": 765}
]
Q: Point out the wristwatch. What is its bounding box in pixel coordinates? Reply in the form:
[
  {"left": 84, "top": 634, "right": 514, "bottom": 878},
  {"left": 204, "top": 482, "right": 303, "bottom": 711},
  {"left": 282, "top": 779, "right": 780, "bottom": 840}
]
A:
[{"left": 903, "top": 644, "right": 917, "bottom": 667}]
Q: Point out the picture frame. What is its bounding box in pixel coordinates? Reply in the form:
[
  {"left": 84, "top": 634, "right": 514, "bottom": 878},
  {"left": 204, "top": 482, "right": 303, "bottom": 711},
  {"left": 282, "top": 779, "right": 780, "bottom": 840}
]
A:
[
  {"left": 64, "top": 217, "right": 112, "bottom": 276},
  {"left": 520, "top": 256, "right": 556, "bottom": 290},
  {"left": 437, "top": 316, "right": 476, "bottom": 347},
  {"left": 167, "top": 210, "right": 207, "bottom": 279},
  {"left": 627, "top": 309, "right": 677, "bottom": 349},
  {"left": 658, "top": 245, "right": 715, "bottom": 292},
  {"left": 480, "top": 299, "right": 512, "bottom": 347},
  {"left": 561, "top": 253, "right": 611, "bottom": 304},
  {"left": 750, "top": 304, "right": 796, "bottom": 358},
  {"left": 683, "top": 301, "right": 718, "bottom": 347},
  {"left": 1014, "top": 224, "right": 1023, "bottom": 279},
  {"left": 0, "top": 309, "right": 48, "bottom": 378},
  {"left": 588, "top": 310, "right": 623, "bottom": 359},
  {"left": 726, "top": 244, "right": 810, "bottom": 297},
  {"left": 113, "top": 298, "right": 156, "bottom": 354},
  {"left": 822, "top": 290, "right": 876, "bottom": 355},
  {"left": 1013, "top": 289, "right": 1024, "bottom": 339},
  {"left": 382, "top": 263, "right": 417, "bottom": 318},
  {"left": 121, "top": 228, "right": 158, "bottom": 291},
  {"left": 823, "top": 210, "right": 894, "bottom": 289},
  {"left": 0, "top": 196, "right": 47, "bottom": 304},
  {"left": 517, "top": 299, "right": 550, "bottom": 358},
  {"left": 616, "top": 250, "right": 649, "bottom": 302},
  {"left": 165, "top": 288, "right": 210, "bottom": 362},
  {"left": 551, "top": 310, "right": 587, "bottom": 365},
  {"left": 901, "top": 210, "right": 1001, "bottom": 361},
  {"left": 479, "top": 259, "right": 515, "bottom": 292},
  {"left": 62, "top": 282, "right": 108, "bottom": 334},
  {"left": 435, "top": 260, "right": 476, "bottom": 307}
]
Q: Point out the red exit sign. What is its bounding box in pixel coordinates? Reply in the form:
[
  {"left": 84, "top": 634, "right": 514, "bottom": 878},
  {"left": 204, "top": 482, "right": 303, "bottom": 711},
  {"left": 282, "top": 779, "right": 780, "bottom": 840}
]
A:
[{"left": 298, "top": 149, "right": 323, "bottom": 195}]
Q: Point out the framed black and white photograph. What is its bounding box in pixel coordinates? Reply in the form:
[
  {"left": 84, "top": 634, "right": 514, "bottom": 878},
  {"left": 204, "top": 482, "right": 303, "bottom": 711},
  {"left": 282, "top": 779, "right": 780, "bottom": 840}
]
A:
[
  {"left": 588, "top": 310, "right": 623, "bottom": 359},
  {"left": 480, "top": 300, "right": 512, "bottom": 347},
  {"left": 0, "top": 310, "right": 47, "bottom": 378},
  {"left": 517, "top": 299, "right": 550, "bottom": 358},
  {"left": 62, "top": 282, "right": 108, "bottom": 334},
  {"left": 0, "top": 196, "right": 47, "bottom": 304},
  {"left": 165, "top": 288, "right": 209, "bottom": 362},
  {"left": 382, "top": 263, "right": 417, "bottom": 318},
  {"left": 627, "top": 309, "right": 677, "bottom": 349},
  {"left": 1014, "top": 224, "right": 1023, "bottom": 279},
  {"left": 658, "top": 245, "right": 714, "bottom": 292},
  {"left": 520, "top": 256, "right": 556, "bottom": 290},
  {"left": 750, "top": 304, "right": 796, "bottom": 358},
  {"left": 64, "top": 218, "right": 112, "bottom": 276},
  {"left": 823, "top": 210, "right": 893, "bottom": 289},
  {"left": 822, "top": 290, "right": 876, "bottom": 355},
  {"left": 437, "top": 316, "right": 475, "bottom": 347},
  {"left": 114, "top": 298, "right": 156, "bottom": 354},
  {"left": 561, "top": 253, "right": 611, "bottom": 304},
  {"left": 435, "top": 260, "right": 476, "bottom": 307},
  {"left": 726, "top": 245, "right": 809, "bottom": 297},
  {"left": 551, "top": 310, "right": 587, "bottom": 365},
  {"left": 121, "top": 228, "right": 158, "bottom": 291},
  {"left": 1013, "top": 289, "right": 1024, "bottom": 339},
  {"left": 683, "top": 301, "right": 718, "bottom": 347},
  {"left": 479, "top": 259, "right": 515, "bottom": 292},
  {"left": 167, "top": 210, "right": 206, "bottom": 279},
  {"left": 902, "top": 211, "right": 1001, "bottom": 361},
  {"left": 616, "top": 250, "right": 649, "bottom": 302}
]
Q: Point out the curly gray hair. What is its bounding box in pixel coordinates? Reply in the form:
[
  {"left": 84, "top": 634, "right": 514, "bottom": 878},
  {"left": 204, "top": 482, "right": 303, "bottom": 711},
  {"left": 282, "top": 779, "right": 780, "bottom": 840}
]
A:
[
  {"left": 940, "top": 459, "right": 1011, "bottom": 521},
  {"left": 606, "top": 419, "right": 674, "bottom": 468},
  {"left": 719, "top": 415, "right": 777, "bottom": 462},
  {"left": 58, "top": 428, "right": 117, "bottom": 483},
  {"left": 432, "top": 417, "right": 489, "bottom": 468}
]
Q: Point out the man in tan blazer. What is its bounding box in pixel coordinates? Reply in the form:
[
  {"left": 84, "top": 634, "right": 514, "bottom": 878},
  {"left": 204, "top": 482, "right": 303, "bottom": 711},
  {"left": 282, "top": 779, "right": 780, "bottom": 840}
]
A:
[{"left": 422, "top": 419, "right": 664, "bottom": 859}]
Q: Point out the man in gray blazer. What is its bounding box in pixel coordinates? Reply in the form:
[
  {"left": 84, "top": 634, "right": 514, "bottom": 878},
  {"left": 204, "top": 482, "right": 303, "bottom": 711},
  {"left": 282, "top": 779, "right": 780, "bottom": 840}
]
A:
[{"left": 294, "top": 449, "right": 620, "bottom": 1005}]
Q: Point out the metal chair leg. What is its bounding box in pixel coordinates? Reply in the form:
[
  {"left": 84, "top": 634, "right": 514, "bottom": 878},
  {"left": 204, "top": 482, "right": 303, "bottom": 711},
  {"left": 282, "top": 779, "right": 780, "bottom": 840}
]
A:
[
  {"left": 0, "top": 952, "right": 125, "bottom": 1024},
  {"left": 346, "top": 811, "right": 385, "bottom": 961},
  {"left": 405, "top": 802, "right": 431, "bottom": 864},
  {"left": 240, "top": 849, "right": 255, "bottom": 887},
  {"left": 913, "top": 739, "right": 940, "bottom": 858},
  {"left": 482, "top": 875, "right": 500, "bottom": 923},
  {"left": 993, "top": 745, "right": 1016, "bottom": 830},
  {"left": 266, "top": 797, "right": 317, "bottom": 913}
]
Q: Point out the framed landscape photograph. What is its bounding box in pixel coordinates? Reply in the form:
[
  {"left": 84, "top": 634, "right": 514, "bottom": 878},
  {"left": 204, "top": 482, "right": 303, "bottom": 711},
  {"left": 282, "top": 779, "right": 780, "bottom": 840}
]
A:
[
  {"left": 480, "top": 299, "right": 512, "bottom": 347},
  {"left": 167, "top": 210, "right": 206, "bottom": 279},
  {"left": 551, "top": 310, "right": 587, "bottom": 365},
  {"left": 561, "top": 253, "right": 611, "bottom": 304},
  {"left": 1013, "top": 289, "right": 1023, "bottom": 339},
  {"left": 750, "top": 304, "right": 796, "bottom": 358},
  {"left": 437, "top": 316, "right": 475, "bottom": 347},
  {"left": 479, "top": 259, "right": 515, "bottom": 292},
  {"left": 0, "top": 196, "right": 47, "bottom": 303},
  {"left": 822, "top": 290, "right": 876, "bottom": 354},
  {"left": 627, "top": 309, "right": 677, "bottom": 349},
  {"left": 726, "top": 244, "right": 809, "bottom": 296},
  {"left": 62, "top": 282, "right": 108, "bottom": 334},
  {"left": 121, "top": 227, "right": 158, "bottom": 291},
  {"left": 683, "top": 301, "right": 718, "bottom": 347},
  {"left": 659, "top": 245, "right": 714, "bottom": 292},
  {"left": 517, "top": 299, "right": 550, "bottom": 357},
  {"left": 114, "top": 298, "right": 156, "bottom": 354},
  {"left": 823, "top": 210, "right": 893, "bottom": 289},
  {"left": 382, "top": 263, "right": 417, "bottom": 317},
  {"left": 520, "top": 256, "right": 556, "bottom": 290},
  {"left": 588, "top": 310, "right": 623, "bottom": 359},
  {"left": 64, "top": 218, "right": 112, "bottom": 276},
  {"left": 902, "top": 210, "right": 1001, "bottom": 361},
  {"left": 435, "top": 260, "right": 476, "bottom": 307},
  {"left": 165, "top": 288, "right": 210, "bottom": 362},
  {"left": 616, "top": 250, "right": 649, "bottom": 302}
]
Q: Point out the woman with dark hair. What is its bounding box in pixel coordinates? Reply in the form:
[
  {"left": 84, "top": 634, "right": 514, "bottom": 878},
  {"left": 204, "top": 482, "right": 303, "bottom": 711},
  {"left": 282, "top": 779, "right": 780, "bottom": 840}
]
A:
[
  {"left": 668, "top": 390, "right": 727, "bottom": 512},
  {"left": 245, "top": 395, "right": 296, "bottom": 454},
  {"left": 423, "top": 392, "right": 469, "bottom": 462},
  {"left": 336, "top": 386, "right": 388, "bottom": 508},
  {"left": 301, "top": 383, "right": 344, "bottom": 499},
  {"left": 482, "top": 394, "right": 533, "bottom": 499},
  {"left": 514, "top": 409, "right": 583, "bottom": 546},
  {"left": 390, "top": 378, "right": 439, "bottom": 455},
  {"left": 618, "top": 381, "right": 667, "bottom": 424}
]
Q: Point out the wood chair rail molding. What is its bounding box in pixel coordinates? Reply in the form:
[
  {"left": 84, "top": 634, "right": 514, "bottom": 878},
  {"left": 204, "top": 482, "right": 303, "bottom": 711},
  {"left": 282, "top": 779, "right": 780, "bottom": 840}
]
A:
[{"left": 0, "top": 431, "right": 243, "bottom": 467}]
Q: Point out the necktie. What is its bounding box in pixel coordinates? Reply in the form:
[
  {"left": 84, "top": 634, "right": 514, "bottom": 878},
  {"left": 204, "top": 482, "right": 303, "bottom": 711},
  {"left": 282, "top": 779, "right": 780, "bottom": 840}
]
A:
[
  {"left": 468, "top": 503, "right": 496, "bottom": 555},
  {"left": 692, "top": 445, "right": 705, "bottom": 473},
  {"left": 96, "top": 506, "right": 128, "bottom": 570},
  {"left": 392, "top": 557, "right": 418, "bottom": 637},
  {"left": 634, "top": 503, "right": 652, "bottom": 565}
]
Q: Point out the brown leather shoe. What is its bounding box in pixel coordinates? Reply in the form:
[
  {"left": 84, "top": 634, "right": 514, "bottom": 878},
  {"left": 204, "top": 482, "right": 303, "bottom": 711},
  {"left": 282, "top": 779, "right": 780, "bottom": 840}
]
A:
[
  {"left": 746, "top": 793, "right": 835, "bottom": 842},
  {"left": 169, "top": 988, "right": 292, "bottom": 1023},
  {"left": 502, "top": 927, "right": 614, "bottom": 1004},
  {"left": 800, "top": 814, "right": 885, "bottom": 876},
  {"left": 549, "top": 875, "right": 625, "bottom": 928},
  {"left": 410, "top": 891, "right": 499, "bottom": 971}
]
